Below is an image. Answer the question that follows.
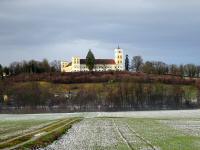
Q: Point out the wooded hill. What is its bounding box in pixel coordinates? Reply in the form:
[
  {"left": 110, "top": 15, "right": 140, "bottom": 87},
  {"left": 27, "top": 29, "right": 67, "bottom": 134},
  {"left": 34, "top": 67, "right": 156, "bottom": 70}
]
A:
[{"left": 0, "top": 72, "right": 200, "bottom": 113}]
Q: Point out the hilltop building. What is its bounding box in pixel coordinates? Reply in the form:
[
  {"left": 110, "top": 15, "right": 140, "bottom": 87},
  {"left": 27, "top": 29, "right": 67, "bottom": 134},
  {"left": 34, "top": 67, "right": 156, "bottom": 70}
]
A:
[{"left": 61, "top": 47, "right": 124, "bottom": 72}]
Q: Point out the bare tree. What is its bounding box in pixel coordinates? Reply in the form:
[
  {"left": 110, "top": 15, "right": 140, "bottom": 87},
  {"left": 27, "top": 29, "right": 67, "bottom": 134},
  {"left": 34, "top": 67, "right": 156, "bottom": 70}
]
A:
[
  {"left": 142, "top": 61, "right": 154, "bottom": 74},
  {"left": 184, "top": 64, "right": 197, "bottom": 77},
  {"left": 131, "top": 56, "right": 143, "bottom": 72},
  {"left": 51, "top": 60, "right": 61, "bottom": 72}
]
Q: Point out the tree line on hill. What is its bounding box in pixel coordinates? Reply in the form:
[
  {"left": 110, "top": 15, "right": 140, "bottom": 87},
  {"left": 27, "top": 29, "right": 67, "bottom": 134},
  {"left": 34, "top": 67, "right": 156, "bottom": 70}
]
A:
[
  {"left": 0, "top": 50, "right": 95, "bottom": 79},
  {"left": 125, "top": 55, "right": 200, "bottom": 78},
  {"left": 71, "top": 82, "right": 200, "bottom": 111},
  {"left": 0, "top": 53, "right": 200, "bottom": 79},
  {"left": 0, "top": 59, "right": 60, "bottom": 79}
]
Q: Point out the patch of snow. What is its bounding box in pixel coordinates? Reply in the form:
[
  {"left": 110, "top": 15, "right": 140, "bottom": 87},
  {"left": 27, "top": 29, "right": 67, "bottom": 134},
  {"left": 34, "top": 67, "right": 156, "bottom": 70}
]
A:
[
  {"left": 40, "top": 118, "right": 120, "bottom": 150},
  {"left": 40, "top": 118, "right": 159, "bottom": 150},
  {"left": 1, "top": 109, "right": 200, "bottom": 121},
  {"left": 34, "top": 132, "right": 46, "bottom": 137}
]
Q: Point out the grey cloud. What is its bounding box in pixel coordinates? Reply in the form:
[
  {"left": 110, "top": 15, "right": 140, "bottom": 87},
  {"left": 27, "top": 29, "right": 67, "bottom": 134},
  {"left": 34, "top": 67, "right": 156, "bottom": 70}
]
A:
[{"left": 0, "top": 0, "right": 200, "bottom": 65}]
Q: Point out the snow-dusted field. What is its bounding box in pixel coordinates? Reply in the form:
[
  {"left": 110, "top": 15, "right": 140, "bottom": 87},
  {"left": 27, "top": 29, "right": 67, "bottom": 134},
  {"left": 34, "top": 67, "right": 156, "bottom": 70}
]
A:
[
  {"left": 41, "top": 119, "right": 121, "bottom": 150},
  {"left": 81, "top": 109, "right": 200, "bottom": 119},
  {"left": 1, "top": 109, "right": 200, "bottom": 120},
  {"left": 0, "top": 113, "right": 77, "bottom": 121},
  {"left": 160, "top": 120, "right": 200, "bottom": 137},
  {"left": 40, "top": 118, "right": 158, "bottom": 150},
  {"left": 1, "top": 110, "right": 200, "bottom": 150}
]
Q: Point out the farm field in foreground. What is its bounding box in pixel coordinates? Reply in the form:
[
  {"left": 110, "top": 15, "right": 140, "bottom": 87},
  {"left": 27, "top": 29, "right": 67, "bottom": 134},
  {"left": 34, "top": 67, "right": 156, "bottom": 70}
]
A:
[
  {"left": 42, "top": 118, "right": 200, "bottom": 150},
  {"left": 0, "top": 119, "right": 54, "bottom": 141},
  {"left": 0, "top": 113, "right": 73, "bottom": 142},
  {"left": 0, "top": 115, "right": 81, "bottom": 150},
  {"left": 0, "top": 110, "right": 200, "bottom": 150}
]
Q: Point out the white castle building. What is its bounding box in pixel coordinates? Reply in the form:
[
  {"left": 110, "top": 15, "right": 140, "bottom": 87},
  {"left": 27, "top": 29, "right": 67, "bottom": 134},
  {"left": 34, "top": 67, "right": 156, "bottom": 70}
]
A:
[{"left": 61, "top": 47, "right": 124, "bottom": 72}]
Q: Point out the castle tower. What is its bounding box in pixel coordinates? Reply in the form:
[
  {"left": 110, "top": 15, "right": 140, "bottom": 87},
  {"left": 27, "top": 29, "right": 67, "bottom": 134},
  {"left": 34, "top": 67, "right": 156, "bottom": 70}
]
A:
[
  {"left": 115, "top": 46, "right": 124, "bottom": 70},
  {"left": 72, "top": 56, "right": 80, "bottom": 72}
]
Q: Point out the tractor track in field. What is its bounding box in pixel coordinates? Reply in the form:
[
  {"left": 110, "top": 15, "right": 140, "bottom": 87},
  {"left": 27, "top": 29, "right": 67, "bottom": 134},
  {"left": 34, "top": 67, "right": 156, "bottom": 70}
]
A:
[
  {"left": 113, "top": 119, "right": 157, "bottom": 150},
  {"left": 41, "top": 118, "right": 159, "bottom": 150},
  {"left": 0, "top": 119, "right": 66, "bottom": 147},
  {"left": 112, "top": 119, "right": 133, "bottom": 150},
  {"left": 0, "top": 118, "right": 79, "bottom": 150},
  {"left": 0, "top": 119, "right": 62, "bottom": 145},
  {"left": 7, "top": 119, "right": 79, "bottom": 150},
  {"left": 126, "top": 124, "right": 157, "bottom": 150},
  {"left": 41, "top": 118, "right": 122, "bottom": 150}
]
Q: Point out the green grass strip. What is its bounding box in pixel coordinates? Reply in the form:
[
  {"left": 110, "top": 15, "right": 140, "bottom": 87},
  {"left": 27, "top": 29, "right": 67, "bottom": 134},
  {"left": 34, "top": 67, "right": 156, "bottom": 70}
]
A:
[
  {"left": 0, "top": 118, "right": 80, "bottom": 149},
  {"left": 0, "top": 119, "right": 67, "bottom": 148},
  {"left": 16, "top": 118, "right": 81, "bottom": 149},
  {"left": 0, "top": 119, "right": 60, "bottom": 143}
]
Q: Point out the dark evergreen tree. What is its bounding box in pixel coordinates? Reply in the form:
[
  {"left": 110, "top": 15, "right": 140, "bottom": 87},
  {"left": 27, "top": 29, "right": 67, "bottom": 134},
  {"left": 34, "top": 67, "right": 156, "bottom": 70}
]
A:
[
  {"left": 0, "top": 64, "right": 3, "bottom": 79},
  {"left": 125, "top": 54, "right": 129, "bottom": 71},
  {"left": 179, "top": 64, "right": 185, "bottom": 78},
  {"left": 3, "top": 67, "right": 10, "bottom": 76},
  {"left": 86, "top": 49, "right": 95, "bottom": 71}
]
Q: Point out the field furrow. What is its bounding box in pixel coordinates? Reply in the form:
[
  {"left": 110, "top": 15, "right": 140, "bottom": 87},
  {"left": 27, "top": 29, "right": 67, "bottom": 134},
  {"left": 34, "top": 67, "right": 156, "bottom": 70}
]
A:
[
  {"left": 114, "top": 119, "right": 157, "bottom": 150},
  {"left": 112, "top": 119, "right": 133, "bottom": 150}
]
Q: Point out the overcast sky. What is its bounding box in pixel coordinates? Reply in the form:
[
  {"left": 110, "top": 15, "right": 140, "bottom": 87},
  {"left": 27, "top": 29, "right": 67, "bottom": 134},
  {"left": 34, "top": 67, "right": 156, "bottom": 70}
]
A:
[{"left": 0, "top": 0, "right": 200, "bottom": 66}]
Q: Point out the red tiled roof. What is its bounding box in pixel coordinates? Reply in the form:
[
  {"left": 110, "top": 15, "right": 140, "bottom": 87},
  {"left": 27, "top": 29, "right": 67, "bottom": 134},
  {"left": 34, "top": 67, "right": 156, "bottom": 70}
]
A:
[{"left": 80, "top": 59, "right": 116, "bottom": 65}]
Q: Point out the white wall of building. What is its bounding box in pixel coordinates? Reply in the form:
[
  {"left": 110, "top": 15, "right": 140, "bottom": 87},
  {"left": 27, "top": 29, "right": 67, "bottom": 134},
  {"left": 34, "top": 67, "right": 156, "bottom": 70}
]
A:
[
  {"left": 61, "top": 61, "right": 69, "bottom": 72},
  {"left": 61, "top": 48, "right": 124, "bottom": 72}
]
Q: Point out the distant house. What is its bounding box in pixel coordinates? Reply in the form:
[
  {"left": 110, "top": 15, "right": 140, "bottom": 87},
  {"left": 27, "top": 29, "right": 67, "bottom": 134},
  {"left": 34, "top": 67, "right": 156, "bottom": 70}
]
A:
[
  {"left": 3, "top": 95, "right": 8, "bottom": 102},
  {"left": 61, "top": 47, "right": 124, "bottom": 72}
]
